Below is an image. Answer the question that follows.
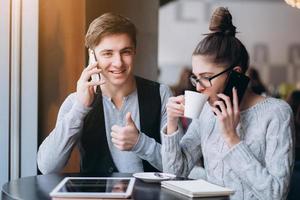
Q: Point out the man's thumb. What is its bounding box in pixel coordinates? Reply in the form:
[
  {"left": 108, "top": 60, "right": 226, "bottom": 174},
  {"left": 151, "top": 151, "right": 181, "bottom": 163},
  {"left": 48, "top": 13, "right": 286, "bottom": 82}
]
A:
[{"left": 125, "top": 112, "right": 134, "bottom": 126}]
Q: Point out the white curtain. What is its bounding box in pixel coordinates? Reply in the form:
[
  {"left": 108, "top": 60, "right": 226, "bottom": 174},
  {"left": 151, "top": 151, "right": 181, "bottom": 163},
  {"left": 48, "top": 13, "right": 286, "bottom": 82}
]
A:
[{"left": 0, "top": 0, "right": 38, "bottom": 186}]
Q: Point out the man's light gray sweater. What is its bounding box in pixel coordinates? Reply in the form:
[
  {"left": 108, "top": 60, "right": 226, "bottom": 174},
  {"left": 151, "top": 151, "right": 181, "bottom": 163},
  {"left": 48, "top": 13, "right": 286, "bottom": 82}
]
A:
[{"left": 37, "top": 84, "right": 172, "bottom": 174}]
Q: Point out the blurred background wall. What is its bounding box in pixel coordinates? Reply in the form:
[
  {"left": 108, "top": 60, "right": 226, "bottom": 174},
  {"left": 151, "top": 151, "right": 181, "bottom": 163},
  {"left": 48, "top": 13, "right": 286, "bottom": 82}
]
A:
[
  {"left": 159, "top": 0, "right": 300, "bottom": 96},
  {"left": 39, "top": 0, "right": 86, "bottom": 173}
]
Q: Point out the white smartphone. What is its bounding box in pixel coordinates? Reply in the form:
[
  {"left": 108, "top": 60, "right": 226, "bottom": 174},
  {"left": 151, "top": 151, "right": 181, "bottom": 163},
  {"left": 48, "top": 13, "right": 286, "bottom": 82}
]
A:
[{"left": 88, "top": 49, "right": 101, "bottom": 93}]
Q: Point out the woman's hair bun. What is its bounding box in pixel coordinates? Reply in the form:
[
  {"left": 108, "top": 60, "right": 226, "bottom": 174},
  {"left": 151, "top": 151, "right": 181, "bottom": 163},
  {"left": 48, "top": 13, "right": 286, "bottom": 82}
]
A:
[{"left": 209, "top": 7, "right": 236, "bottom": 37}]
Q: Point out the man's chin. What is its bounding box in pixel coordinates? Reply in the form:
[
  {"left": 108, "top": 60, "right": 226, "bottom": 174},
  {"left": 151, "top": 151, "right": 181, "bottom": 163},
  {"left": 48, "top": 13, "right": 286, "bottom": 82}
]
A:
[{"left": 107, "top": 76, "right": 130, "bottom": 86}]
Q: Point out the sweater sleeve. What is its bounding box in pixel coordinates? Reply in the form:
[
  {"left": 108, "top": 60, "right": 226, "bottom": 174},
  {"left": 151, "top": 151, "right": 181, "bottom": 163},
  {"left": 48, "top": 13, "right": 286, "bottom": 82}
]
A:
[
  {"left": 222, "top": 103, "right": 295, "bottom": 200},
  {"left": 162, "top": 120, "right": 203, "bottom": 177},
  {"left": 37, "top": 93, "right": 92, "bottom": 174},
  {"left": 132, "top": 84, "right": 173, "bottom": 171}
]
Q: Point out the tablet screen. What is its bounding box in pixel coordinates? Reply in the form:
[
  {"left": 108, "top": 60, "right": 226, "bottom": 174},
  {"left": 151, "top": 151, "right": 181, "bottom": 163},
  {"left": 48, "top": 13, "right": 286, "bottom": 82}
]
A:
[
  {"left": 58, "top": 179, "right": 130, "bottom": 193},
  {"left": 50, "top": 177, "right": 135, "bottom": 198}
]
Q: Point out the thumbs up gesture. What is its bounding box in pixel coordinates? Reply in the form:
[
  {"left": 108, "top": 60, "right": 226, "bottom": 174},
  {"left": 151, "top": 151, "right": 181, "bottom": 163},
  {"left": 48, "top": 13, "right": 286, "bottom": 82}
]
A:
[{"left": 111, "top": 112, "right": 139, "bottom": 151}]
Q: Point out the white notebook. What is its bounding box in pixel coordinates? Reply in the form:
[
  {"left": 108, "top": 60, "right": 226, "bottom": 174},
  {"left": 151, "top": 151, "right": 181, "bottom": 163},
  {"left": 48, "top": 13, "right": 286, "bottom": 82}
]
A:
[{"left": 161, "top": 179, "right": 234, "bottom": 198}]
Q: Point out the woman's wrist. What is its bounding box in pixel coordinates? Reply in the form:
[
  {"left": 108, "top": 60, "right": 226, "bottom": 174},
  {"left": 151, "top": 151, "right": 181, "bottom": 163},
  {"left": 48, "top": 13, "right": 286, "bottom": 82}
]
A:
[
  {"left": 225, "top": 134, "right": 240, "bottom": 148},
  {"left": 167, "top": 118, "right": 178, "bottom": 134}
]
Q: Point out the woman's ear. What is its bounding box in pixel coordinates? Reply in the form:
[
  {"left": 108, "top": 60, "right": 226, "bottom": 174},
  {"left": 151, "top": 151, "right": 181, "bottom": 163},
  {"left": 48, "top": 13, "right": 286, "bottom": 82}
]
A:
[{"left": 233, "top": 66, "right": 242, "bottom": 73}]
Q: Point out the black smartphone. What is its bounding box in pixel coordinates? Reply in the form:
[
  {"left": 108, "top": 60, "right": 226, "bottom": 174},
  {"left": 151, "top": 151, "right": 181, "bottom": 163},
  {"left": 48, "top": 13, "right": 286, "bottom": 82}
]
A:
[{"left": 223, "top": 70, "right": 250, "bottom": 105}]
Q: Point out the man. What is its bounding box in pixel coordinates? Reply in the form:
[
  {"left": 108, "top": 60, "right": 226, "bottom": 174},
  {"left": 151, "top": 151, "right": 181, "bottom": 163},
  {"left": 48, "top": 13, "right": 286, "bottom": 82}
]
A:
[{"left": 37, "top": 13, "right": 172, "bottom": 174}]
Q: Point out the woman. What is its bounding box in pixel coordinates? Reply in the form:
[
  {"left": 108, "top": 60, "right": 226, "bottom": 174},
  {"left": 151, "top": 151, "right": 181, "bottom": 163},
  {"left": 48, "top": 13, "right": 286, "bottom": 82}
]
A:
[{"left": 162, "top": 7, "right": 294, "bottom": 200}]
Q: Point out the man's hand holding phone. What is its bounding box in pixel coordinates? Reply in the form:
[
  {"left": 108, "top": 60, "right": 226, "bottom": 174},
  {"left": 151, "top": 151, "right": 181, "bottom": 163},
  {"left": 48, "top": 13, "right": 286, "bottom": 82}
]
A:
[{"left": 76, "top": 50, "right": 105, "bottom": 107}]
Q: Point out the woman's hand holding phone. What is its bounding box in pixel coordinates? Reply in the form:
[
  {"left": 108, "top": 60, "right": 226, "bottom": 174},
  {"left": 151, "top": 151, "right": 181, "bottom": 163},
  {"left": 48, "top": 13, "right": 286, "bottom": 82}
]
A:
[
  {"left": 211, "top": 88, "right": 240, "bottom": 148},
  {"left": 76, "top": 50, "right": 105, "bottom": 107}
]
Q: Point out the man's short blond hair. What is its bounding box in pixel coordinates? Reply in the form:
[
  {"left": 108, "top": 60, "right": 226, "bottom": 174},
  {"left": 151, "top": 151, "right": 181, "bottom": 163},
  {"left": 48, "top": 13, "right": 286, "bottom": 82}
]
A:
[{"left": 85, "top": 13, "right": 137, "bottom": 49}]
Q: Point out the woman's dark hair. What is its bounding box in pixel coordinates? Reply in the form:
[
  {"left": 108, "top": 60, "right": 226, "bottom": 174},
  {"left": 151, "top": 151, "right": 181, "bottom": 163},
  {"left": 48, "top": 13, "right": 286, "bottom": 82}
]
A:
[
  {"left": 248, "top": 67, "right": 268, "bottom": 95},
  {"left": 193, "top": 7, "right": 249, "bottom": 73},
  {"left": 287, "top": 90, "right": 300, "bottom": 147}
]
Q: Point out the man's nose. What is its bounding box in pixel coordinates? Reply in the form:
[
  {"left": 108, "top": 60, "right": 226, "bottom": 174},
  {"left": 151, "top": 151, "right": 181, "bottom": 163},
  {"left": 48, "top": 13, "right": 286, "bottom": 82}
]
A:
[{"left": 112, "top": 54, "right": 122, "bottom": 67}]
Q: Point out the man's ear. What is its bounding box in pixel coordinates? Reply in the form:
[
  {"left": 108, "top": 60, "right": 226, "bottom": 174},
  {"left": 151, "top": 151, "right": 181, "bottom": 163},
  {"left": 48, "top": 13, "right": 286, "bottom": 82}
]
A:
[{"left": 233, "top": 66, "right": 242, "bottom": 73}]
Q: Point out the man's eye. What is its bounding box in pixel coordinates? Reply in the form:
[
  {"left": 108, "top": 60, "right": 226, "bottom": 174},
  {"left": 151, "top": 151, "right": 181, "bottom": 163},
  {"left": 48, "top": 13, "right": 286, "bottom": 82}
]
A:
[
  {"left": 122, "top": 50, "right": 133, "bottom": 55},
  {"left": 102, "top": 52, "right": 112, "bottom": 57}
]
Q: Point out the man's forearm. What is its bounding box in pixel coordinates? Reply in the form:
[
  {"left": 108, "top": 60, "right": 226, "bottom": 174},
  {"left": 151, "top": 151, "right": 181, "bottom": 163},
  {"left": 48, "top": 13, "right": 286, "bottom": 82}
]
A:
[
  {"left": 37, "top": 112, "right": 83, "bottom": 174},
  {"left": 132, "top": 132, "right": 163, "bottom": 171}
]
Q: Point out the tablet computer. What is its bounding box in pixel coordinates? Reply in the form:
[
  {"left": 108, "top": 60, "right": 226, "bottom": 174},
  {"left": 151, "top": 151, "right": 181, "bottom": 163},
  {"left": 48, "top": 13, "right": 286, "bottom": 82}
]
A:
[{"left": 50, "top": 177, "right": 135, "bottom": 199}]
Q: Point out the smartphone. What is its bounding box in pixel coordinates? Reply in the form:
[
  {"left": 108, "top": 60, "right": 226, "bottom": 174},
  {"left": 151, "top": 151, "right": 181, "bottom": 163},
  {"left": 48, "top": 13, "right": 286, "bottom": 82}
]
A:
[
  {"left": 223, "top": 70, "right": 250, "bottom": 105},
  {"left": 88, "top": 49, "right": 101, "bottom": 93}
]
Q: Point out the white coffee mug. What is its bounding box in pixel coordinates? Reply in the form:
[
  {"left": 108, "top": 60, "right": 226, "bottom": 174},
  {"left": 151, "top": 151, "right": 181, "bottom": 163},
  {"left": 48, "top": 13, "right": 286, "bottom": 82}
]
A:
[{"left": 184, "top": 90, "right": 208, "bottom": 119}]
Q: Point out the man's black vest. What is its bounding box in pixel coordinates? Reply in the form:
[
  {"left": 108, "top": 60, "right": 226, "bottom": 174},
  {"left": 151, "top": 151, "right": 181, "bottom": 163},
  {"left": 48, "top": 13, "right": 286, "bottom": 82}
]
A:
[{"left": 78, "top": 76, "right": 161, "bottom": 174}]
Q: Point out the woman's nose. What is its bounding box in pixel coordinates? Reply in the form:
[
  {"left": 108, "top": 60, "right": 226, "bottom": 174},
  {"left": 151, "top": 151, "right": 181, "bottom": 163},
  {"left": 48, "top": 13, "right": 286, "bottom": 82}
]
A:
[{"left": 196, "top": 82, "right": 205, "bottom": 92}]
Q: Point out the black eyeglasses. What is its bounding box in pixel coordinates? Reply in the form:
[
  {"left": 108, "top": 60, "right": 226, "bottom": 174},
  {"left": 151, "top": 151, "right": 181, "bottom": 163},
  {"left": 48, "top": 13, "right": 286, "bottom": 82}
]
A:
[{"left": 189, "top": 66, "right": 234, "bottom": 88}]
